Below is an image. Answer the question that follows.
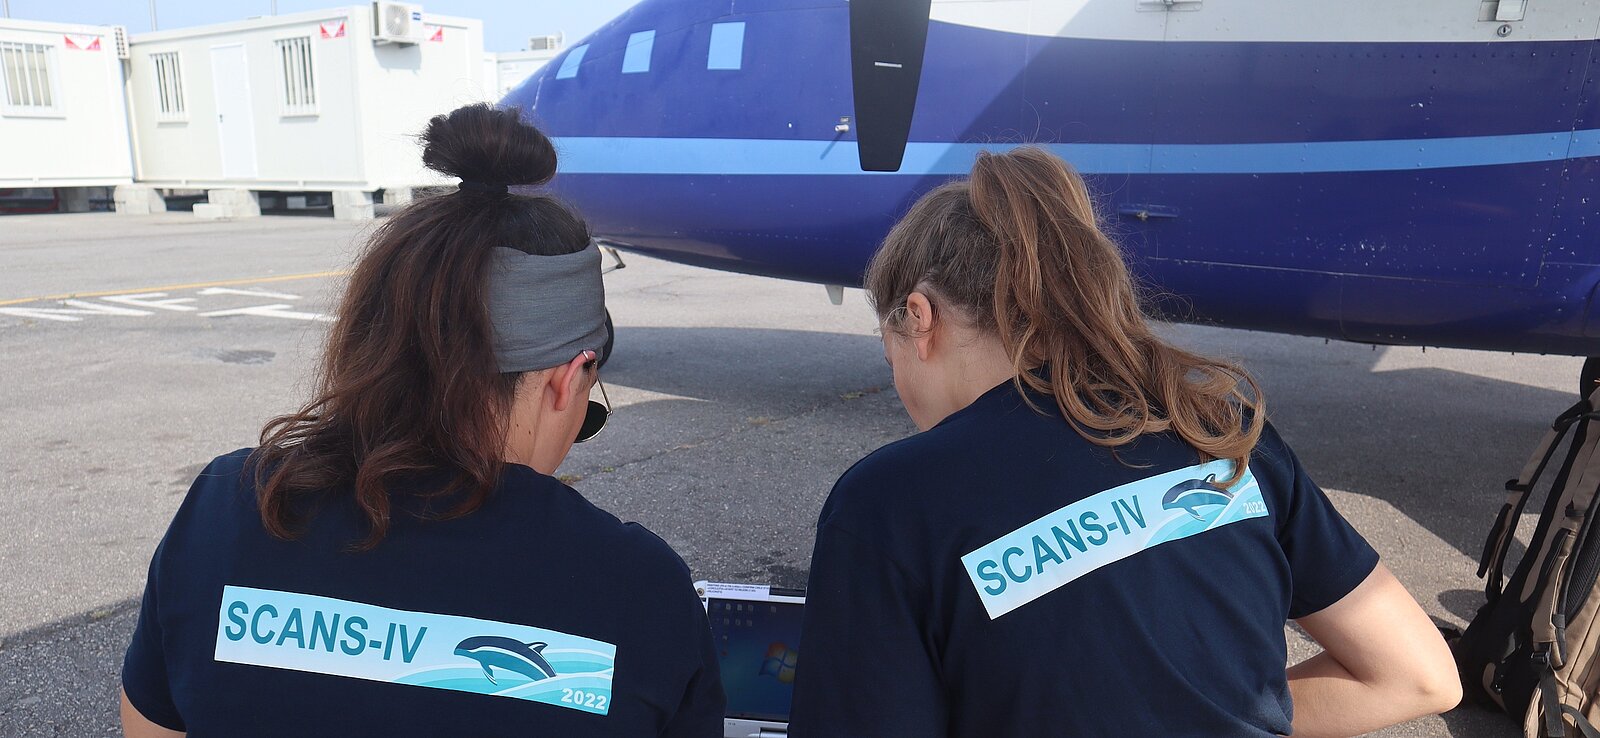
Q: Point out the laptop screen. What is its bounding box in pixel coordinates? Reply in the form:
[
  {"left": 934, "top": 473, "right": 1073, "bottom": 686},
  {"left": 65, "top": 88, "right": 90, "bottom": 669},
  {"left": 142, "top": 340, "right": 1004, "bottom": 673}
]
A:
[{"left": 707, "top": 595, "right": 805, "bottom": 722}]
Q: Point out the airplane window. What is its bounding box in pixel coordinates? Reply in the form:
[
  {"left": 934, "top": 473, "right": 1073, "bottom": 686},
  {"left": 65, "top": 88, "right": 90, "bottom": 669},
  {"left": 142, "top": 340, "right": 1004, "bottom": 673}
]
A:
[
  {"left": 556, "top": 44, "right": 589, "bottom": 80},
  {"left": 623, "top": 31, "right": 655, "bottom": 74},
  {"left": 707, "top": 22, "right": 745, "bottom": 71}
]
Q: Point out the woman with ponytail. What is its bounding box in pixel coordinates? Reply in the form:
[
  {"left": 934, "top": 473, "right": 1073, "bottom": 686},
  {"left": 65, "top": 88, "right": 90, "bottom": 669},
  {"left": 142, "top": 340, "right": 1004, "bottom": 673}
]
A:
[
  {"left": 119, "top": 104, "right": 723, "bottom": 737},
  {"left": 790, "top": 147, "right": 1458, "bottom": 737}
]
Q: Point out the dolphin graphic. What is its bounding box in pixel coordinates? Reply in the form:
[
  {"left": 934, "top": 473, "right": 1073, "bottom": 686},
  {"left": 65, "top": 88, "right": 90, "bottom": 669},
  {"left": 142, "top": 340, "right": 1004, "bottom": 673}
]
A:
[
  {"left": 454, "top": 636, "right": 558, "bottom": 685},
  {"left": 1161, "top": 474, "right": 1235, "bottom": 521}
]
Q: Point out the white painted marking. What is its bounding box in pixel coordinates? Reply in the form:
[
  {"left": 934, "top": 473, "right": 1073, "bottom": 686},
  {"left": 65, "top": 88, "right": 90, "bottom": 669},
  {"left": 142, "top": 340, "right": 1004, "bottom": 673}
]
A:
[
  {"left": 199, "top": 304, "right": 333, "bottom": 322},
  {"left": 603, "top": 385, "right": 707, "bottom": 410},
  {"left": 0, "top": 308, "right": 84, "bottom": 322},
  {"left": 873, "top": 61, "right": 903, "bottom": 69},
  {"left": 0, "top": 300, "right": 155, "bottom": 322},
  {"left": 62, "top": 300, "right": 153, "bottom": 315},
  {"left": 102, "top": 293, "right": 199, "bottom": 312},
  {"left": 197, "top": 287, "right": 303, "bottom": 300}
]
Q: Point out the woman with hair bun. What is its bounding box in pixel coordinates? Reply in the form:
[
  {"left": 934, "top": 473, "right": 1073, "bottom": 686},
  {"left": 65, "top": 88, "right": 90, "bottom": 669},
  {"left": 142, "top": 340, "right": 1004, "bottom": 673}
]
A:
[
  {"left": 119, "top": 104, "right": 723, "bottom": 737},
  {"left": 790, "top": 147, "right": 1459, "bottom": 737}
]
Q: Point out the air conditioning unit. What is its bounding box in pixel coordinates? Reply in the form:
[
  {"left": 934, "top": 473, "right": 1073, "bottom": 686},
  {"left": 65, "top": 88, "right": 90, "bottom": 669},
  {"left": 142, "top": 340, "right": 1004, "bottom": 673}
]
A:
[
  {"left": 527, "top": 33, "right": 563, "bottom": 52},
  {"left": 372, "top": 1, "right": 426, "bottom": 45},
  {"left": 112, "top": 26, "right": 130, "bottom": 59}
]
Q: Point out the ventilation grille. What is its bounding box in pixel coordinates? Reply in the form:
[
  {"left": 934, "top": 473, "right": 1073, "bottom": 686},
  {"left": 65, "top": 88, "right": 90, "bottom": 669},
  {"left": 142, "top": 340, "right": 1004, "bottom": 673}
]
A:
[
  {"left": 275, "top": 36, "right": 317, "bottom": 116},
  {"left": 382, "top": 4, "right": 411, "bottom": 37}
]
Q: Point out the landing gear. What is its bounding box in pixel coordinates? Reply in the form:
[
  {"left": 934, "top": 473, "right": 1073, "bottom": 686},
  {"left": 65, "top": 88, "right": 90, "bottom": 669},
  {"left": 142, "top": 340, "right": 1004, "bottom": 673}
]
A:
[{"left": 1583, "top": 357, "right": 1600, "bottom": 398}]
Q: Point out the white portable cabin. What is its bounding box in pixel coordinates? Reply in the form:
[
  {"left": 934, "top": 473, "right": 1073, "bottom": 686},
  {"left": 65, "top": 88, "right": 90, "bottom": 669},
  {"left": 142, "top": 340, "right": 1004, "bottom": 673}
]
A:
[
  {"left": 0, "top": 18, "right": 133, "bottom": 209},
  {"left": 124, "top": 5, "right": 485, "bottom": 219},
  {"left": 486, "top": 34, "right": 563, "bottom": 100},
  {"left": 488, "top": 49, "right": 560, "bottom": 100}
]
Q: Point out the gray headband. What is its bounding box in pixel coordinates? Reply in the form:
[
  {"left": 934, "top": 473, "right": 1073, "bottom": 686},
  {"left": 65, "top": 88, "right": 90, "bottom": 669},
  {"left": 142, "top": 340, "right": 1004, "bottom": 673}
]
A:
[{"left": 487, "top": 241, "right": 608, "bottom": 373}]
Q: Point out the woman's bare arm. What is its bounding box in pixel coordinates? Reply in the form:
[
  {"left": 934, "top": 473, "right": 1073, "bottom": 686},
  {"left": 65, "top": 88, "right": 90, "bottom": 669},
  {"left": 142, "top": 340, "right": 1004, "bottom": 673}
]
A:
[{"left": 1287, "top": 564, "right": 1462, "bottom": 738}]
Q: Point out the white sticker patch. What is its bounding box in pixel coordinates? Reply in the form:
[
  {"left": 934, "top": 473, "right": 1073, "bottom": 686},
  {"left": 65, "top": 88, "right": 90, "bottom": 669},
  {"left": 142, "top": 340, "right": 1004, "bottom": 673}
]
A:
[
  {"left": 215, "top": 586, "right": 617, "bottom": 714},
  {"left": 961, "top": 460, "right": 1267, "bottom": 619}
]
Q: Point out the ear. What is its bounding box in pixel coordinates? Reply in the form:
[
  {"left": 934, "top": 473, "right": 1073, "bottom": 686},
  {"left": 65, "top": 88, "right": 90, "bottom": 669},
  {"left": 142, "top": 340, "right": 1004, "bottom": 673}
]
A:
[
  {"left": 904, "top": 292, "right": 936, "bottom": 362},
  {"left": 545, "top": 351, "right": 595, "bottom": 413}
]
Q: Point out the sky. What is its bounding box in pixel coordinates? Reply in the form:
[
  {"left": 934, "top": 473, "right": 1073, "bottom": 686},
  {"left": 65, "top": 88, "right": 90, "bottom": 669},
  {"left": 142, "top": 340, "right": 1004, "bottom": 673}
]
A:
[{"left": 2, "top": 0, "right": 640, "bottom": 52}]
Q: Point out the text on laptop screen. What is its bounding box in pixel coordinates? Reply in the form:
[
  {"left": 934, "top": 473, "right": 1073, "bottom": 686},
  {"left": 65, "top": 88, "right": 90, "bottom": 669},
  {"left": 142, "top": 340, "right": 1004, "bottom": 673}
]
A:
[{"left": 707, "top": 597, "right": 804, "bottom": 722}]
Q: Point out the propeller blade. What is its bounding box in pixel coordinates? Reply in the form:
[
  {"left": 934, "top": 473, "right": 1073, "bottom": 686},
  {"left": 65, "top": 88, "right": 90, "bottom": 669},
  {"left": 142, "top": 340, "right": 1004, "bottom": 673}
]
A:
[{"left": 849, "top": 0, "right": 934, "bottom": 172}]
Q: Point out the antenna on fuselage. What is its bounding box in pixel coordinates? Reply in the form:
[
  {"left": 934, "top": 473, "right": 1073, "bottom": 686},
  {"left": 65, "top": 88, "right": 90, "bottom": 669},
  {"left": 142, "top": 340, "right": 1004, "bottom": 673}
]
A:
[{"left": 849, "top": 0, "right": 933, "bottom": 172}]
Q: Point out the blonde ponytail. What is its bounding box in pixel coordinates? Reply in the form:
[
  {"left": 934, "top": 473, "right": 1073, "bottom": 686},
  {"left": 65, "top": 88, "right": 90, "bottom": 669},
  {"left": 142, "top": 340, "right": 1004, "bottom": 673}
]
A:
[{"left": 866, "top": 147, "right": 1264, "bottom": 484}]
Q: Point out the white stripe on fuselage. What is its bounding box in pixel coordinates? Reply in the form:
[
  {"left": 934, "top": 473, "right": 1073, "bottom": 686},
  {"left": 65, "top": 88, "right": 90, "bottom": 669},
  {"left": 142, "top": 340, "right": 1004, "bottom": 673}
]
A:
[{"left": 930, "top": 0, "right": 1600, "bottom": 43}]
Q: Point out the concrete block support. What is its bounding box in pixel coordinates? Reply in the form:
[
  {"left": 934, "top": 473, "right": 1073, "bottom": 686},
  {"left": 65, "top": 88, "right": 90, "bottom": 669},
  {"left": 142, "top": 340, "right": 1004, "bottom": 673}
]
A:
[
  {"left": 195, "top": 189, "right": 260, "bottom": 220},
  {"left": 113, "top": 185, "right": 167, "bottom": 215},
  {"left": 57, "top": 188, "right": 91, "bottom": 213},
  {"left": 333, "top": 190, "right": 376, "bottom": 221},
  {"left": 381, "top": 187, "right": 414, "bottom": 206}
]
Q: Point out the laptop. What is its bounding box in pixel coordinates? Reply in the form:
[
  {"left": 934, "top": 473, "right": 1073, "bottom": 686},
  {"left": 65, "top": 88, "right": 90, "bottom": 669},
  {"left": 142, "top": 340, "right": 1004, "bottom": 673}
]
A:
[{"left": 696, "top": 581, "right": 806, "bottom": 738}]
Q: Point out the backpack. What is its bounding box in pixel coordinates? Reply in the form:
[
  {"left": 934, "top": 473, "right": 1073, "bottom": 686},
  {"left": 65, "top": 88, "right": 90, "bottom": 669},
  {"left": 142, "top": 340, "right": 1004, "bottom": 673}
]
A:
[{"left": 1455, "top": 389, "right": 1600, "bottom": 737}]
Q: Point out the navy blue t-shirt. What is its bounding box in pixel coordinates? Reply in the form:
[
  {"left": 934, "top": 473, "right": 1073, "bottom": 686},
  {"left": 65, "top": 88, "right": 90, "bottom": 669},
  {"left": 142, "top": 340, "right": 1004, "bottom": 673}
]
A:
[
  {"left": 123, "top": 450, "right": 724, "bottom": 736},
  {"left": 790, "top": 380, "right": 1378, "bottom": 737}
]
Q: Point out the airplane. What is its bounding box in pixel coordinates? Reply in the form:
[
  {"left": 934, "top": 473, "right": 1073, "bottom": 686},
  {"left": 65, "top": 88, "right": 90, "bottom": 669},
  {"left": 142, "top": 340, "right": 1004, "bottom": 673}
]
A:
[{"left": 501, "top": 0, "right": 1600, "bottom": 390}]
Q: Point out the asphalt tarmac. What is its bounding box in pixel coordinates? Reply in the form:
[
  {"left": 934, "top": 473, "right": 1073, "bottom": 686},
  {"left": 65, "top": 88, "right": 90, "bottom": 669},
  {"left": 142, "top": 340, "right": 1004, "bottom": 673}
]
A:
[{"left": 0, "top": 212, "right": 1580, "bottom": 737}]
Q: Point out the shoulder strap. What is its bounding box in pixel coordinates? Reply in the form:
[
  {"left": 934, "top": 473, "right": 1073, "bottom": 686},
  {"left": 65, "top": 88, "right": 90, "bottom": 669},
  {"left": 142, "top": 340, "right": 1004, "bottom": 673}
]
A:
[
  {"left": 1482, "top": 395, "right": 1594, "bottom": 602},
  {"left": 1562, "top": 707, "right": 1600, "bottom": 738},
  {"left": 1544, "top": 665, "right": 1568, "bottom": 737},
  {"left": 1526, "top": 410, "right": 1600, "bottom": 668}
]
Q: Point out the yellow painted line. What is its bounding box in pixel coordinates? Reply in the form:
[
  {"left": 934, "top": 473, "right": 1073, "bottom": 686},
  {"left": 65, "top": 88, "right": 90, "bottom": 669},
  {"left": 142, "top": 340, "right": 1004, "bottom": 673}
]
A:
[{"left": 0, "top": 270, "right": 348, "bottom": 307}]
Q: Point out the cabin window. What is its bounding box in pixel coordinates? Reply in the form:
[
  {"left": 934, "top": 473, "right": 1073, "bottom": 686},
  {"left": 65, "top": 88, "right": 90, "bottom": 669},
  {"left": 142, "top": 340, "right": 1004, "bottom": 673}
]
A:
[
  {"left": 152, "top": 51, "right": 186, "bottom": 121},
  {"left": 622, "top": 31, "right": 654, "bottom": 74},
  {"left": 707, "top": 23, "right": 745, "bottom": 70},
  {"left": 275, "top": 36, "right": 317, "bottom": 116},
  {"left": 556, "top": 44, "right": 588, "bottom": 80},
  {"left": 0, "top": 42, "right": 58, "bottom": 113}
]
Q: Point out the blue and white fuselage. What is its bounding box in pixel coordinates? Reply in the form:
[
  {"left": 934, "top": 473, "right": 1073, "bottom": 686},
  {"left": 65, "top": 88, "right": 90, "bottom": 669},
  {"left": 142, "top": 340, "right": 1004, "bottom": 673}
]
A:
[{"left": 504, "top": 0, "right": 1600, "bottom": 356}]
